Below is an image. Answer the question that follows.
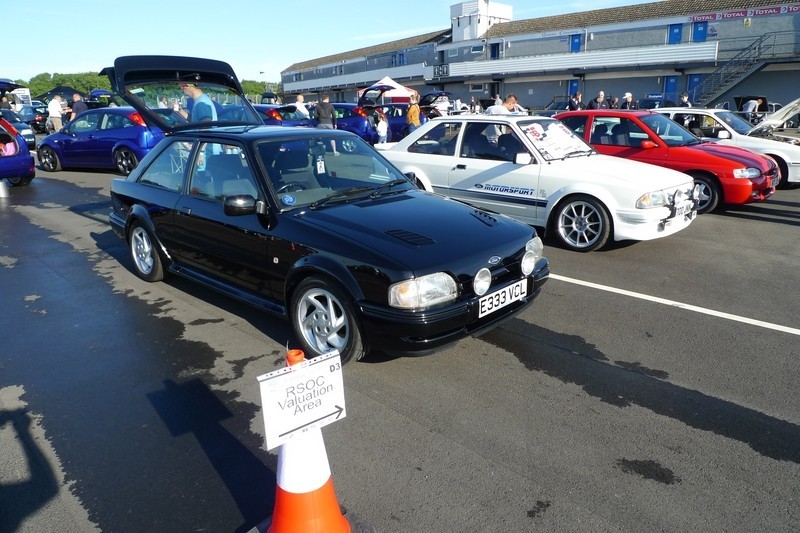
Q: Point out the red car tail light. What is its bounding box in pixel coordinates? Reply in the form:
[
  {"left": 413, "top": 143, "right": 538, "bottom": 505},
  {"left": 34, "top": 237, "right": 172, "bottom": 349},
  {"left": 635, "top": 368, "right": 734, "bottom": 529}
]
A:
[
  {"left": 265, "top": 109, "right": 283, "bottom": 121},
  {"left": 352, "top": 106, "right": 369, "bottom": 118},
  {"left": 128, "top": 112, "right": 146, "bottom": 126},
  {"left": 0, "top": 117, "right": 19, "bottom": 136}
]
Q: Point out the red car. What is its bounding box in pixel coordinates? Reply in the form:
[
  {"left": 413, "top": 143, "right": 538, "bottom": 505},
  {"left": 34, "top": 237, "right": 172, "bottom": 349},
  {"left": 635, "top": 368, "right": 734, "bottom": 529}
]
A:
[{"left": 555, "top": 110, "right": 779, "bottom": 213}]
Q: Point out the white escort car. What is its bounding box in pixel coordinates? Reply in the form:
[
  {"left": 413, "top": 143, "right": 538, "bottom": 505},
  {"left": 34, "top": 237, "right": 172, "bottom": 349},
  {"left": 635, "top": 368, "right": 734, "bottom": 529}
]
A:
[
  {"left": 657, "top": 97, "right": 800, "bottom": 187},
  {"left": 376, "top": 115, "right": 698, "bottom": 252}
]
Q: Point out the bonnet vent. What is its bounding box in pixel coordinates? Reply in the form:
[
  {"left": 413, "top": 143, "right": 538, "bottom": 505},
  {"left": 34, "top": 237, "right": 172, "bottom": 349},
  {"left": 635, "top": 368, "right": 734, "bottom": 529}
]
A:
[{"left": 385, "top": 229, "right": 436, "bottom": 246}]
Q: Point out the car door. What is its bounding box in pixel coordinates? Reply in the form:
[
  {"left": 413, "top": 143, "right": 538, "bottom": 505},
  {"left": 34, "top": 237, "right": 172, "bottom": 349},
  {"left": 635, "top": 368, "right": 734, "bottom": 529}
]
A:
[
  {"left": 588, "top": 115, "right": 670, "bottom": 167},
  {"left": 447, "top": 121, "right": 542, "bottom": 226},
  {"left": 94, "top": 111, "right": 134, "bottom": 166},
  {"left": 58, "top": 110, "right": 102, "bottom": 165},
  {"left": 171, "top": 141, "right": 274, "bottom": 298}
]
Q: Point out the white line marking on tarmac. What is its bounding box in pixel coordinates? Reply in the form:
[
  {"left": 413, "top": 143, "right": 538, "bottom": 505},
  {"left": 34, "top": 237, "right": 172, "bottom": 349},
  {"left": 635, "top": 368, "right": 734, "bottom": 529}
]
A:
[{"left": 550, "top": 273, "right": 800, "bottom": 337}]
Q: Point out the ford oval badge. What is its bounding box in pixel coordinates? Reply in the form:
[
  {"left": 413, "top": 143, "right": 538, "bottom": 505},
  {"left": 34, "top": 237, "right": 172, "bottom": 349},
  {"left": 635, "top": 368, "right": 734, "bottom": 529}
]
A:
[{"left": 488, "top": 256, "right": 501, "bottom": 265}]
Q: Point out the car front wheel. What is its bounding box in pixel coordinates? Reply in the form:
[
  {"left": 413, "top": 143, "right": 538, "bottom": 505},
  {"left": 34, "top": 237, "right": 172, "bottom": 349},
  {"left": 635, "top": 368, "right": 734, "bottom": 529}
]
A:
[
  {"left": 6, "top": 175, "right": 33, "bottom": 187},
  {"left": 128, "top": 221, "right": 164, "bottom": 282},
  {"left": 115, "top": 147, "right": 139, "bottom": 175},
  {"left": 554, "top": 195, "right": 611, "bottom": 252},
  {"left": 291, "top": 277, "right": 365, "bottom": 364},
  {"left": 691, "top": 174, "right": 721, "bottom": 214},
  {"left": 38, "top": 146, "right": 61, "bottom": 172}
]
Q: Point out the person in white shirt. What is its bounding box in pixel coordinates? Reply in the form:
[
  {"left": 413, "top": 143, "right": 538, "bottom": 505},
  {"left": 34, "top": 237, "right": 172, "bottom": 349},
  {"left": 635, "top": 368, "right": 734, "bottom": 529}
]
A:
[
  {"left": 47, "top": 95, "right": 67, "bottom": 132},
  {"left": 295, "top": 94, "right": 309, "bottom": 119}
]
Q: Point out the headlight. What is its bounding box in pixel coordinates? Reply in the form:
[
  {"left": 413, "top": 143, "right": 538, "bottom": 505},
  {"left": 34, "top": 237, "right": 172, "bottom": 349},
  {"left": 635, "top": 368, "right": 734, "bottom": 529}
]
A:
[
  {"left": 636, "top": 190, "right": 669, "bottom": 209},
  {"left": 521, "top": 237, "right": 543, "bottom": 275},
  {"left": 21, "top": 128, "right": 33, "bottom": 135},
  {"left": 733, "top": 167, "right": 761, "bottom": 179},
  {"left": 473, "top": 268, "right": 492, "bottom": 296},
  {"left": 389, "top": 272, "right": 457, "bottom": 309}
]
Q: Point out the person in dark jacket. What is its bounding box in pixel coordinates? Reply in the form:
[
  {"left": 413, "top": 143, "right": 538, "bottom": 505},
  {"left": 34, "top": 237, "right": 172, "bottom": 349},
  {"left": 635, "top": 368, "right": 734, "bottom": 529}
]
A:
[
  {"left": 587, "top": 91, "right": 609, "bottom": 109},
  {"left": 620, "top": 92, "right": 638, "bottom": 109},
  {"left": 315, "top": 94, "right": 339, "bottom": 155},
  {"left": 568, "top": 92, "right": 584, "bottom": 110}
]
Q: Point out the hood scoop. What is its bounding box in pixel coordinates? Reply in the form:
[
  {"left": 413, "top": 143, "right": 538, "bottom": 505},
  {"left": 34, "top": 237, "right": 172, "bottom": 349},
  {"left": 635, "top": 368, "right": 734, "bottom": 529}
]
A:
[{"left": 385, "top": 229, "right": 436, "bottom": 247}]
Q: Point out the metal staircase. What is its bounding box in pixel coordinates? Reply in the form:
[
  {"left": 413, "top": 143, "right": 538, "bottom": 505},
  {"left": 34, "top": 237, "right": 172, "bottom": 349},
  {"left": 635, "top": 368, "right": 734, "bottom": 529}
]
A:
[{"left": 690, "top": 34, "right": 775, "bottom": 106}]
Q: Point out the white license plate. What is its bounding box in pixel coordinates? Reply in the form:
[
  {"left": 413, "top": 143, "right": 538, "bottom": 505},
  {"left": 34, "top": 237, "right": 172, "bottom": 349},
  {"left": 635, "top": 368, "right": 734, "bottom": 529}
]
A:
[
  {"left": 673, "top": 202, "right": 693, "bottom": 217},
  {"left": 771, "top": 175, "right": 780, "bottom": 187},
  {"left": 478, "top": 279, "right": 527, "bottom": 318}
]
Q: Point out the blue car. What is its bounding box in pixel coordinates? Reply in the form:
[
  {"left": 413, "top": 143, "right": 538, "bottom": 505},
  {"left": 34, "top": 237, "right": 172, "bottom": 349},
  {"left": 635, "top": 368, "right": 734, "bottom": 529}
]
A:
[
  {"left": 308, "top": 103, "right": 383, "bottom": 151},
  {"left": 37, "top": 106, "right": 165, "bottom": 175},
  {"left": 252, "top": 104, "right": 313, "bottom": 127},
  {"left": 0, "top": 117, "right": 35, "bottom": 186}
]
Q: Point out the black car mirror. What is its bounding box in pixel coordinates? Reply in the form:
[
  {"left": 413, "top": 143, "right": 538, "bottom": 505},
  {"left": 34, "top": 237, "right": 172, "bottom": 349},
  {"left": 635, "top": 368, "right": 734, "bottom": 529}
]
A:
[{"left": 223, "top": 194, "right": 258, "bottom": 216}]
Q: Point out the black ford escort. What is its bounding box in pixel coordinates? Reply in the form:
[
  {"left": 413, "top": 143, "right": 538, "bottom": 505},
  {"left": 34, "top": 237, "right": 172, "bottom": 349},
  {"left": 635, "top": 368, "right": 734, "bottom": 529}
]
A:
[{"left": 104, "top": 55, "right": 549, "bottom": 363}]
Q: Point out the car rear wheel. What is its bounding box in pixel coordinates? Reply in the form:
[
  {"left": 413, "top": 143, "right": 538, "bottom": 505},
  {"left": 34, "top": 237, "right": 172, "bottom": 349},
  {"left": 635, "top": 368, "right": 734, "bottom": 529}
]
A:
[
  {"left": 6, "top": 175, "right": 33, "bottom": 187},
  {"left": 115, "top": 147, "right": 138, "bottom": 175},
  {"left": 690, "top": 174, "right": 721, "bottom": 214},
  {"left": 129, "top": 221, "right": 164, "bottom": 282},
  {"left": 554, "top": 195, "right": 611, "bottom": 252},
  {"left": 38, "top": 146, "right": 61, "bottom": 172},
  {"left": 291, "top": 277, "right": 365, "bottom": 364}
]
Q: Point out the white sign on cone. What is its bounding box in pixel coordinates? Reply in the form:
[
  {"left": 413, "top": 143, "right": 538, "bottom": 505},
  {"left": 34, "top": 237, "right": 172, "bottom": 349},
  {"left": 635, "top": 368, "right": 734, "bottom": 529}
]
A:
[{"left": 257, "top": 351, "right": 346, "bottom": 450}]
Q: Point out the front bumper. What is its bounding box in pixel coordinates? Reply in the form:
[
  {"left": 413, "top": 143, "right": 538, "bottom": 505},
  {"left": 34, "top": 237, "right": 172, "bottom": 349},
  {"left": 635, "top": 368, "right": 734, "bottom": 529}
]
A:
[{"left": 357, "top": 258, "right": 550, "bottom": 356}]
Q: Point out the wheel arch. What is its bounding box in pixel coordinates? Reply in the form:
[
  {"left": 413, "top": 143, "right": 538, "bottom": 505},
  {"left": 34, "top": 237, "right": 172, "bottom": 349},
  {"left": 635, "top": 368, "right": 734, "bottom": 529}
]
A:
[
  {"left": 284, "top": 256, "right": 366, "bottom": 311},
  {"left": 544, "top": 189, "right": 616, "bottom": 237},
  {"left": 685, "top": 169, "right": 724, "bottom": 203}
]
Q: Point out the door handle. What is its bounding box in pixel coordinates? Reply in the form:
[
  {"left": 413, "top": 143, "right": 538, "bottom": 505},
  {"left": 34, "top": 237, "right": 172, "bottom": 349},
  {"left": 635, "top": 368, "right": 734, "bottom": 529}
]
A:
[{"left": 455, "top": 164, "right": 467, "bottom": 170}]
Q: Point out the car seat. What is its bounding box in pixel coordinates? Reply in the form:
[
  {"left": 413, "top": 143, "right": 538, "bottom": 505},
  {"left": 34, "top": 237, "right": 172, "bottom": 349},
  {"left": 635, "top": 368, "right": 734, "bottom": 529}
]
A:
[
  {"left": 205, "top": 154, "right": 249, "bottom": 197},
  {"left": 610, "top": 124, "right": 630, "bottom": 146},
  {"left": 497, "top": 133, "right": 523, "bottom": 161},
  {"left": 461, "top": 129, "right": 493, "bottom": 158},
  {"left": 687, "top": 120, "right": 704, "bottom": 137},
  {"left": 590, "top": 124, "right": 610, "bottom": 145}
]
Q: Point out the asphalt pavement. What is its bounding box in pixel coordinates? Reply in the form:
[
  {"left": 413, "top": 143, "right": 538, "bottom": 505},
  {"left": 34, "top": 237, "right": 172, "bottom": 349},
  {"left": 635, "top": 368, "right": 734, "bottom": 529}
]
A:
[{"left": 1, "top": 153, "right": 799, "bottom": 532}]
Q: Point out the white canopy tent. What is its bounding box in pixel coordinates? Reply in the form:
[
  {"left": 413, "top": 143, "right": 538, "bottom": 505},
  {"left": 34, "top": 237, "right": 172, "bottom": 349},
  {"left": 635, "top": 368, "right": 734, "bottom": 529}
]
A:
[{"left": 357, "top": 76, "right": 417, "bottom": 100}]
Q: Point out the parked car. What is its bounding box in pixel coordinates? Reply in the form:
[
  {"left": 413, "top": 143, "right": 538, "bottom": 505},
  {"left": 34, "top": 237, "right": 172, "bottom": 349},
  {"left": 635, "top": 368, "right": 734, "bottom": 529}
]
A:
[
  {"left": 37, "top": 106, "right": 165, "bottom": 175},
  {"left": 556, "top": 109, "right": 779, "bottom": 214},
  {"left": 0, "top": 117, "right": 35, "bottom": 186},
  {"left": 102, "top": 54, "right": 550, "bottom": 363},
  {"left": 0, "top": 109, "right": 35, "bottom": 149},
  {"left": 376, "top": 114, "right": 698, "bottom": 252},
  {"left": 252, "top": 103, "right": 313, "bottom": 127},
  {"left": 535, "top": 96, "right": 571, "bottom": 117},
  {"left": 16, "top": 104, "right": 48, "bottom": 134},
  {"left": 309, "top": 102, "right": 382, "bottom": 149},
  {"left": 637, "top": 98, "right": 676, "bottom": 109},
  {"left": 376, "top": 102, "right": 430, "bottom": 141},
  {"left": 656, "top": 99, "right": 800, "bottom": 188}
]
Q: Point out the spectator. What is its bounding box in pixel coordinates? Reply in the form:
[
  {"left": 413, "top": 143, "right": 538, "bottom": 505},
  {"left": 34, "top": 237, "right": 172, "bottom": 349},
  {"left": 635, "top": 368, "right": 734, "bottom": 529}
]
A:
[
  {"left": 568, "top": 92, "right": 584, "bottom": 110},
  {"left": 177, "top": 83, "right": 217, "bottom": 122},
  {"left": 158, "top": 96, "right": 169, "bottom": 108},
  {"left": 0, "top": 96, "right": 10, "bottom": 110},
  {"left": 742, "top": 97, "right": 763, "bottom": 122},
  {"left": 47, "top": 95, "right": 67, "bottom": 132},
  {"left": 610, "top": 96, "right": 620, "bottom": 109},
  {"left": 376, "top": 113, "right": 388, "bottom": 143},
  {"left": 70, "top": 93, "right": 88, "bottom": 121},
  {"left": 315, "top": 94, "right": 339, "bottom": 154},
  {"left": 485, "top": 94, "right": 518, "bottom": 115},
  {"left": 620, "top": 92, "right": 638, "bottom": 109},
  {"left": 406, "top": 94, "right": 421, "bottom": 133},
  {"left": 468, "top": 96, "right": 481, "bottom": 113},
  {"left": 587, "top": 91, "right": 609, "bottom": 109},
  {"left": 678, "top": 92, "right": 692, "bottom": 108},
  {"left": 294, "top": 94, "right": 310, "bottom": 119}
]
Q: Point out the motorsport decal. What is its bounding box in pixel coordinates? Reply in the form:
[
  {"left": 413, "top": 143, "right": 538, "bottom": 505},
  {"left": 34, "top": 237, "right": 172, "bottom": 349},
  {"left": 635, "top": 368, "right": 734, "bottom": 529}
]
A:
[{"left": 474, "top": 183, "right": 539, "bottom": 196}]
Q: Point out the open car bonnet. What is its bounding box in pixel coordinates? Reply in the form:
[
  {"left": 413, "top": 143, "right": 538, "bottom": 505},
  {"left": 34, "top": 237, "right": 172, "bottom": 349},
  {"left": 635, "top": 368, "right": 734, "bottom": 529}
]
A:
[
  {"left": 0, "top": 78, "right": 24, "bottom": 92},
  {"left": 357, "top": 84, "right": 399, "bottom": 106},
  {"left": 748, "top": 95, "right": 800, "bottom": 135},
  {"left": 101, "top": 55, "right": 263, "bottom": 133}
]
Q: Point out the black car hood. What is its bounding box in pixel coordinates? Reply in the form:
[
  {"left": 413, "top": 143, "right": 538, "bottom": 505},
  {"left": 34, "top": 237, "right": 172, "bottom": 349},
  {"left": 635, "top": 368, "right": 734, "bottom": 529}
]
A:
[
  {"left": 418, "top": 91, "right": 452, "bottom": 107},
  {"left": 294, "top": 191, "right": 532, "bottom": 273},
  {"left": 0, "top": 78, "right": 24, "bottom": 91},
  {"left": 101, "top": 55, "right": 263, "bottom": 133}
]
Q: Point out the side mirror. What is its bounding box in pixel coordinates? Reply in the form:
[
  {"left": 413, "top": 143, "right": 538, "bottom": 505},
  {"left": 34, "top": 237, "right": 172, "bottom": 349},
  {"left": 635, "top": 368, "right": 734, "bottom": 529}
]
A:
[
  {"left": 640, "top": 140, "right": 656, "bottom": 149},
  {"left": 716, "top": 130, "right": 731, "bottom": 139},
  {"left": 514, "top": 152, "right": 533, "bottom": 165},
  {"left": 224, "top": 194, "right": 259, "bottom": 216}
]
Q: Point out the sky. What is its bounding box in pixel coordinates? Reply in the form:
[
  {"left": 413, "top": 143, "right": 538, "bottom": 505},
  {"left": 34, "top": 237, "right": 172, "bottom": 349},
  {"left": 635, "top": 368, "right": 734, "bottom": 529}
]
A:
[{"left": 12, "top": 0, "right": 656, "bottom": 84}]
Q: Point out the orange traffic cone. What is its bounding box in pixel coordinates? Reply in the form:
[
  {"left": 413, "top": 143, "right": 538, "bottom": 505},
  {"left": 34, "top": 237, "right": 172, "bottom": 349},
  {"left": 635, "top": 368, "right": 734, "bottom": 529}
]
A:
[{"left": 267, "top": 349, "right": 351, "bottom": 533}]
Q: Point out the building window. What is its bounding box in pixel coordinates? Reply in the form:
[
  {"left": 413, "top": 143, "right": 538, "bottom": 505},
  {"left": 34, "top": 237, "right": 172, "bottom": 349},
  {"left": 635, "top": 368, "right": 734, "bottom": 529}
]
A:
[
  {"left": 470, "top": 44, "right": 485, "bottom": 54},
  {"left": 469, "top": 84, "right": 484, "bottom": 92},
  {"left": 448, "top": 48, "right": 458, "bottom": 57}
]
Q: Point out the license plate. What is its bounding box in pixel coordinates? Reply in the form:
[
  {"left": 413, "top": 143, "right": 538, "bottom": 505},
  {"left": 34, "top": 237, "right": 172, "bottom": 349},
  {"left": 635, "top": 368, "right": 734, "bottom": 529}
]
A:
[
  {"left": 478, "top": 279, "right": 527, "bottom": 318},
  {"left": 673, "top": 201, "right": 693, "bottom": 218},
  {"left": 771, "top": 175, "right": 780, "bottom": 187}
]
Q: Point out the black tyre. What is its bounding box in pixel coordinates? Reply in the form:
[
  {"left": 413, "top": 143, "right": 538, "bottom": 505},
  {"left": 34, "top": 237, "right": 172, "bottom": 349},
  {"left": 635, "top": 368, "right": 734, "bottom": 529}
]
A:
[
  {"left": 6, "top": 175, "right": 33, "bottom": 187},
  {"left": 38, "top": 146, "right": 61, "bottom": 172},
  {"left": 691, "top": 174, "right": 721, "bottom": 214},
  {"left": 115, "top": 147, "right": 139, "bottom": 175},
  {"left": 128, "top": 221, "right": 164, "bottom": 282},
  {"left": 291, "top": 277, "right": 365, "bottom": 364},
  {"left": 553, "top": 195, "right": 611, "bottom": 252}
]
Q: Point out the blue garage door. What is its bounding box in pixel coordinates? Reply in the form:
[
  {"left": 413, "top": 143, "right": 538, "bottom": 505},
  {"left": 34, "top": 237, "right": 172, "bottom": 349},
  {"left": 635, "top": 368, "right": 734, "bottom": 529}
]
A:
[{"left": 668, "top": 24, "right": 683, "bottom": 44}]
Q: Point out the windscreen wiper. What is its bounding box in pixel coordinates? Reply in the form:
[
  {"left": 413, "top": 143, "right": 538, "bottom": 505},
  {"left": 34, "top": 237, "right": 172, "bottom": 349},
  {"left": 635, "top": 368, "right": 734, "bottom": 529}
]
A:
[
  {"left": 369, "top": 179, "right": 409, "bottom": 198},
  {"left": 309, "top": 187, "right": 373, "bottom": 209}
]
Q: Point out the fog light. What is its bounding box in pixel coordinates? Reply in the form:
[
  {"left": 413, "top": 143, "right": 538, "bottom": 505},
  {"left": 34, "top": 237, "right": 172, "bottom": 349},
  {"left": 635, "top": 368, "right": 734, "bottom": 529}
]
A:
[{"left": 473, "top": 268, "right": 492, "bottom": 296}]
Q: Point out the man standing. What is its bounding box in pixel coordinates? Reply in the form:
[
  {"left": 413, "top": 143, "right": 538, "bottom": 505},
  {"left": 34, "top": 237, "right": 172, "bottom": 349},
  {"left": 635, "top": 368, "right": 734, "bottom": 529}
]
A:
[
  {"left": 587, "top": 91, "right": 609, "bottom": 109},
  {"left": 177, "top": 83, "right": 217, "bottom": 122},
  {"left": 47, "top": 95, "right": 67, "bottom": 132},
  {"left": 678, "top": 92, "right": 692, "bottom": 108},
  {"left": 315, "top": 94, "right": 338, "bottom": 154},
  {"left": 568, "top": 92, "right": 584, "bottom": 110},
  {"left": 485, "top": 94, "right": 517, "bottom": 115},
  {"left": 70, "top": 93, "right": 88, "bottom": 121},
  {"left": 620, "top": 92, "right": 638, "bottom": 109},
  {"left": 742, "top": 97, "right": 763, "bottom": 122},
  {"left": 294, "top": 94, "right": 310, "bottom": 119}
]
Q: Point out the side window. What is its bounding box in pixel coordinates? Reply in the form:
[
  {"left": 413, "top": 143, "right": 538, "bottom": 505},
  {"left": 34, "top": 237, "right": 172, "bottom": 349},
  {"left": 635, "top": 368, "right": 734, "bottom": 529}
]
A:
[
  {"left": 590, "top": 119, "right": 616, "bottom": 145},
  {"left": 497, "top": 131, "right": 526, "bottom": 162},
  {"left": 559, "top": 116, "right": 587, "bottom": 135},
  {"left": 200, "top": 143, "right": 258, "bottom": 199},
  {"left": 608, "top": 118, "right": 634, "bottom": 146},
  {"left": 138, "top": 140, "right": 192, "bottom": 192},
  {"left": 100, "top": 113, "right": 128, "bottom": 131},
  {"left": 408, "top": 122, "right": 461, "bottom": 155},
  {"left": 461, "top": 122, "right": 504, "bottom": 160},
  {"left": 69, "top": 112, "right": 100, "bottom": 133}
]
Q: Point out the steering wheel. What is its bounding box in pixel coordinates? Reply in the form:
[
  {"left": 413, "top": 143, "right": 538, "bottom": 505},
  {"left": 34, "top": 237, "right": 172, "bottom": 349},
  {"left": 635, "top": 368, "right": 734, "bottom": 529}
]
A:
[{"left": 276, "top": 181, "right": 308, "bottom": 194}]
